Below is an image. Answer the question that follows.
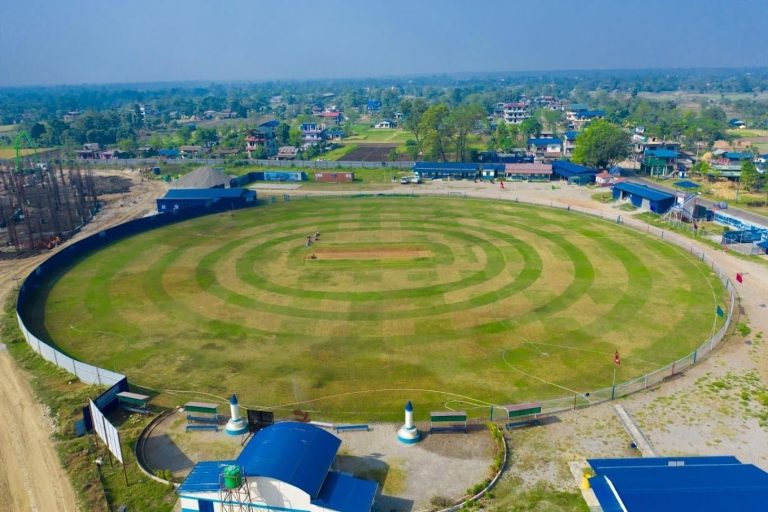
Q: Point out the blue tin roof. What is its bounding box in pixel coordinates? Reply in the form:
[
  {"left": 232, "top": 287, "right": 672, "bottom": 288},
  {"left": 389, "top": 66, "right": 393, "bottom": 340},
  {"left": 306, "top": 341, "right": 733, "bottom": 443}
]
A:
[
  {"left": 178, "top": 460, "right": 236, "bottom": 494},
  {"left": 311, "top": 471, "right": 378, "bottom": 512},
  {"left": 576, "top": 109, "right": 605, "bottom": 118},
  {"left": 528, "top": 137, "right": 562, "bottom": 146},
  {"left": 612, "top": 181, "right": 674, "bottom": 202},
  {"left": 237, "top": 422, "right": 341, "bottom": 498},
  {"left": 589, "top": 457, "right": 768, "bottom": 512},
  {"left": 551, "top": 160, "right": 597, "bottom": 177},
  {"left": 413, "top": 162, "right": 479, "bottom": 172},
  {"left": 723, "top": 152, "right": 753, "bottom": 160},
  {"left": 564, "top": 130, "right": 579, "bottom": 141},
  {"left": 158, "top": 149, "right": 179, "bottom": 157},
  {"left": 163, "top": 188, "right": 254, "bottom": 200},
  {"left": 644, "top": 149, "right": 678, "bottom": 158}
]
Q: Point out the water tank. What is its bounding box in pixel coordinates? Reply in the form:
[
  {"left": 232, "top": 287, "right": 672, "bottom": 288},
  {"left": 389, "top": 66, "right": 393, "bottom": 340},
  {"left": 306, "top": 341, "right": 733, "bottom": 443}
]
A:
[{"left": 222, "top": 465, "right": 242, "bottom": 490}]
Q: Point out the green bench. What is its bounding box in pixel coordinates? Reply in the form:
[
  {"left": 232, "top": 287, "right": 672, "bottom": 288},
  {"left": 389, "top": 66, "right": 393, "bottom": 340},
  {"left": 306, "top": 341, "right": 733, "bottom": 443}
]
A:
[
  {"left": 116, "top": 391, "right": 151, "bottom": 414},
  {"left": 430, "top": 411, "right": 468, "bottom": 433},
  {"left": 504, "top": 403, "right": 541, "bottom": 429},
  {"left": 184, "top": 402, "right": 220, "bottom": 429}
]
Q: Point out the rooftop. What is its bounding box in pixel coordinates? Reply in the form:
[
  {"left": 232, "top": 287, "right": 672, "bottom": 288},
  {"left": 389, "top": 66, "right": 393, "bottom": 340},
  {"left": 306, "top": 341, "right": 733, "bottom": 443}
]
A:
[
  {"left": 588, "top": 456, "right": 768, "bottom": 512},
  {"left": 613, "top": 181, "right": 675, "bottom": 202}
]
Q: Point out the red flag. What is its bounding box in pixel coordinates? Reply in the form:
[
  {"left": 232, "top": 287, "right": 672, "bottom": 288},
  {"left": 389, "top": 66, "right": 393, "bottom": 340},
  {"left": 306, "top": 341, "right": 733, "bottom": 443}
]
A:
[
  {"left": 736, "top": 272, "right": 743, "bottom": 283},
  {"left": 614, "top": 350, "right": 621, "bottom": 366}
]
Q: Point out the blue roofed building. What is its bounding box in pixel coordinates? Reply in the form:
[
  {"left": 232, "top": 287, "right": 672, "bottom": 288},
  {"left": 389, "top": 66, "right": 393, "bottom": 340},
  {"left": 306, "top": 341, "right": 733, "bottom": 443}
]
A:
[
  {"left": 178, "top": 422, "right": 377, "bottom": 512},
  {"left": 412, "top": 161, "right": 506, "bottom": 180},
  {"left": 612, "top": 181, "right": 675, "bottom": 213},
  {"left": 156, "top": 188, "right": 257, "bottom": 212},
  {"left": 640, "top": 148, "right": 679, "bottom": 177},
  {"left": 587, "top": 456, "right": 768, "bottom": 512},
  {"left": 528, "top": 137, "right": 563, "bottom": 160},
  {"left": 551, "top": 160, "right": 598, "bottom": 184}
]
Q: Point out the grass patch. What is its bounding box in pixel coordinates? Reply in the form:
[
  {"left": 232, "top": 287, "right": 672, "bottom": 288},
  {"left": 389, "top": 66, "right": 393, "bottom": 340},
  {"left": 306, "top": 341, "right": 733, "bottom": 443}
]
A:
[
  {"left": 591, "top": 191, "right": 613, "bottom": 203},
  {"left": 490, "top": 477, "right": 588, "bottom": 511},
  {"left": 27, "top": 197, "right": 726, "bottom": 422},
  {"left": 321, "top": 144, "right": 359, "bottom": 161}
]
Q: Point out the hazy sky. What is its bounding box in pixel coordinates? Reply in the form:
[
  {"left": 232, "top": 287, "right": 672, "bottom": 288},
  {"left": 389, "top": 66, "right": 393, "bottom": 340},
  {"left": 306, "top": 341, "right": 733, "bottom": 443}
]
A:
[{"left": 1, "top": 0, "right": 767, "bottom": 87}]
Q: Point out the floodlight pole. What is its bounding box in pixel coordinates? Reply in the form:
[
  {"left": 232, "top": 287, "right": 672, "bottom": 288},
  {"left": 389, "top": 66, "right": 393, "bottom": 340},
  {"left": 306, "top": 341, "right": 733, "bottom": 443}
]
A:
[{"left": 611, "top": 366, "right": 617, "bottom": 400}]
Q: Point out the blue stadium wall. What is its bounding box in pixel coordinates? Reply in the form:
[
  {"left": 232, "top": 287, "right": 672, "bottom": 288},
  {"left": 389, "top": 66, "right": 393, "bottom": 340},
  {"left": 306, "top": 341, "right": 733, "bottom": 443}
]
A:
[{"left": 16, "top": 199, "right": 259, "bottom": 428}]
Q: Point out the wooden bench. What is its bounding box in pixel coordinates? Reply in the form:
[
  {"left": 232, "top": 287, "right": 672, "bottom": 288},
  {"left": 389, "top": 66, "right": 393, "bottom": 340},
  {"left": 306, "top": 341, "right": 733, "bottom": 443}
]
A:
[
  {"left": 430, "top": 411, "right": 468, "bottom": 433},
  {"left": 334, "top": 424, "right": 370, "bottom": 433},
  {"left": 117, "top": 391, "right": 151, "bottom": 414},
  {"left": 504, "top": 403, "right": 542, "bottom": 429}
]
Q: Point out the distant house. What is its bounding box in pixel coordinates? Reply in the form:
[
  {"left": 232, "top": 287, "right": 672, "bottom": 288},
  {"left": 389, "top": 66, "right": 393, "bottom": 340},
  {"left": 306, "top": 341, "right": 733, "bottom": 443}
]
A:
[
  {"left": 633, "top": 136, "right": 680, "bottom": 159},
  {"left": 300, "top": 123, "right": 325, "bottom": 146},
  {"left": 374, "top": 120, "right": 395, "bottom": 129},
  {"left": 595, "top": 170, "right": 616, "bottom": 187},
  {"left": 528, "top": 137, "right": 563, "bottom": 159},
  {"left": 641, "top": 149, "right": 678, "bottom": 177},
  {"left": 75, "top": 143, "right": 101, "bottom": 159},
  {"left": 245, "top": 127, "right": 276, "bottom": 158},
  {"left": 711, "top": 151, "right": 754, "bottom": 178},
  {"left": 563, "top": 131, "right": 579, "bottom": 157},
  {"left": 179, "top": 145, "right": 204, "bottom": 159},
  {"left": 413, "top": 162, "right": 485, "bottom": 180},
  {"left": 63, "top": 111, "right": 82, "bottom": 123},
  {"left": 326, "top": 128, "right": 346, "bottom": 140},
  {"left": 367, "top": 99, "right": 382, "bottom": 112},
  {"left": 321, "top": 110, "right": 344, "bottom": 125},
  {"left": 158, "top": 148, "right": 180, "bottom": 159},
  {"left": 275, "top": 146, "right": 298, "bottom": 160},
  {"left": 728, "top": 118, "right": 746, "bottom": 129},
  {"left": 504, "top": 163, "right": 552, "bottom": 182},
  {"left": 502, "top": 102, "right": 530, "bottom": 125}
]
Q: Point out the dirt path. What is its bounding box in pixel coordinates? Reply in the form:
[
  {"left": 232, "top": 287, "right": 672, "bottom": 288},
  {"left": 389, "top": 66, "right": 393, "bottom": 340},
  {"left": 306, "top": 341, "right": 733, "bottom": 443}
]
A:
[{"left": 0, "top": 169, "right": 165, "bottom": 511}]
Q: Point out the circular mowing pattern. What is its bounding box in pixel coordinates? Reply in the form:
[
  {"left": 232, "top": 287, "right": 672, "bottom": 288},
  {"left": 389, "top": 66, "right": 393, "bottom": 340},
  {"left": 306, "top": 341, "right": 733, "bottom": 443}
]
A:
[{"left": 37, "top": 197, "right": 726, "bottom": 420}]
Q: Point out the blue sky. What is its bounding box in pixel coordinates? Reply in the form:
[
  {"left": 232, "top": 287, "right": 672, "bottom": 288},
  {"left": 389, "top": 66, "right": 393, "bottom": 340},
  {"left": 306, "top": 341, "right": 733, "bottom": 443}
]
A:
[{"left": 1, "top": 0, "right": 767, "bottom": 86}]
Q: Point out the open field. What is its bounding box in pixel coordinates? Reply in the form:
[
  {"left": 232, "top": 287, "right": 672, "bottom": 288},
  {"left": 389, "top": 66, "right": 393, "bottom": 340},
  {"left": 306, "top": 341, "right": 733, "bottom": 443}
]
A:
[
  {"left": 0, "top": 147, "right": 51, "bottom": 159},
  {"left": 28, "top": 196, "right": 726, "bottom": 422},
  {"left": 346, "top": 123, "right": 412, "bottom": 143}
]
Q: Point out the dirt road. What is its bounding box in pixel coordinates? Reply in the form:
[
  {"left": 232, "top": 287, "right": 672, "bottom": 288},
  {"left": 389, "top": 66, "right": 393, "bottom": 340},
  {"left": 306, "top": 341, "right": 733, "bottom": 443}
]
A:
[{"left": 0, "top": 169, "right": 165, "bottom": 511}]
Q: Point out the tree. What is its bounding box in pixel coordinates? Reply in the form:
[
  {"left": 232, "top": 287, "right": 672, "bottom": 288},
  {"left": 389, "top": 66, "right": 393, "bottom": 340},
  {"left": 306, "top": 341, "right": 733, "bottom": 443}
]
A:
[
  {"left": 288, "top": 126, "right": 303, "bottom": 147},
  {"left": 542, "top": 109, "right": 563, "bottom": 134},
  {"left": 418, "top": 104, "right": 453, "bottom": 162},
  {"left": 571, "top": 120, "right": 631, "bottom": 169},
  {"left": 450, "top": 104, "right": 484, "bottom": 162},
  {"left": 400, "top": 98, "right": 428, "bottom": 147},
  {"left": 519, "top": 116, "right": 542, "bottom": 139},
  {"left": 740, "top": 159, "right": 759, "bottom": 191}
]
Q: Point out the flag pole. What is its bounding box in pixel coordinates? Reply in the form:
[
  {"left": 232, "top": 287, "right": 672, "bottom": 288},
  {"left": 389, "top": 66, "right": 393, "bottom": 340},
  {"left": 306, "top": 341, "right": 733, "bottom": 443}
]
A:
[{"left": 611, "top": 365, "right": 617, "bottom": 400}]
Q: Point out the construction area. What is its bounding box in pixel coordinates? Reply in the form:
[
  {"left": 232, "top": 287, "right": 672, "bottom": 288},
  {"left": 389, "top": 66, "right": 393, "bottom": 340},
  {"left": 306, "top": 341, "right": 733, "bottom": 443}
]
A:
[{"left": 0, "top": 157, "right": 113, "bottom": 255}]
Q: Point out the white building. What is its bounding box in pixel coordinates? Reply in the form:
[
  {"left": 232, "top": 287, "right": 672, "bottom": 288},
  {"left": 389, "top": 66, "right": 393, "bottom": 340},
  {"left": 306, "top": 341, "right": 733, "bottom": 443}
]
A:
[{"left": 179, "top": 422, "right": 377, "bottom": 512}]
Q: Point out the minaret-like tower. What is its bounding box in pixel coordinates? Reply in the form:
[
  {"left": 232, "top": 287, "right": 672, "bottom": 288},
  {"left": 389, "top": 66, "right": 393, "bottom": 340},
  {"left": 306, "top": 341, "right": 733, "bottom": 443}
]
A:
[
  {"left": 225, "top": 394, "right": 248, "bottom": 435},
  {"left": 396, "top": 401, "right": 421, "bottom": 444}
]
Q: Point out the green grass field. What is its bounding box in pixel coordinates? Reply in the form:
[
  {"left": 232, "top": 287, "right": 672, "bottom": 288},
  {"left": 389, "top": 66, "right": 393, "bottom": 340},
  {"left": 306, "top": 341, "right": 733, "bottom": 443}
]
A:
[
  {"left": 29, "top": 197, "right": 726, "bottom": 422},
  {"left": 345, "top": 123, "right": 412, "bottom": 143}
]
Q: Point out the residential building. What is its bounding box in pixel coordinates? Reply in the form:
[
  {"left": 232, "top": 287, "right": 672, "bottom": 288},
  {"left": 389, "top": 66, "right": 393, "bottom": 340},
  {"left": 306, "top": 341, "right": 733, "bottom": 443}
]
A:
[
  {"left": 274, "top": 146, "right": 298, "bottom": 160},
  {"left": 641, "top": 149, "right": 679, "bottom": 177},
  {"left": 179, "top": 145, "right": 204, "bottom": 159},
  {"left": 528, "top": 137, "right": 563, "bottom": 160},
  {"left": 502, "top": 102, "right": 530, "bottom": 124},
  {"left": 563, "top": 131, "right": 579, "bottom": 157},
  {"left": 300, "top": 123, "right": 325, "bottom": 147},
  {"left": 374, "top": 120, "right": 395, "bottom": 129}
]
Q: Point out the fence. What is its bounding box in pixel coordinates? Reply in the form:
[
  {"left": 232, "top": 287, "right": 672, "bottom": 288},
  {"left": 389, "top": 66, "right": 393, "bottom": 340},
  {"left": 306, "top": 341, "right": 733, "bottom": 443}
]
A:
[
  {"left": 15, "top": 188, "right": 737, "bottom": 424},
  {"left": 61, "top": 157, "right": 416, "bottom": 170},
  {"left": 14, "top": 199, "right": 260, "bottom": 428}
]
